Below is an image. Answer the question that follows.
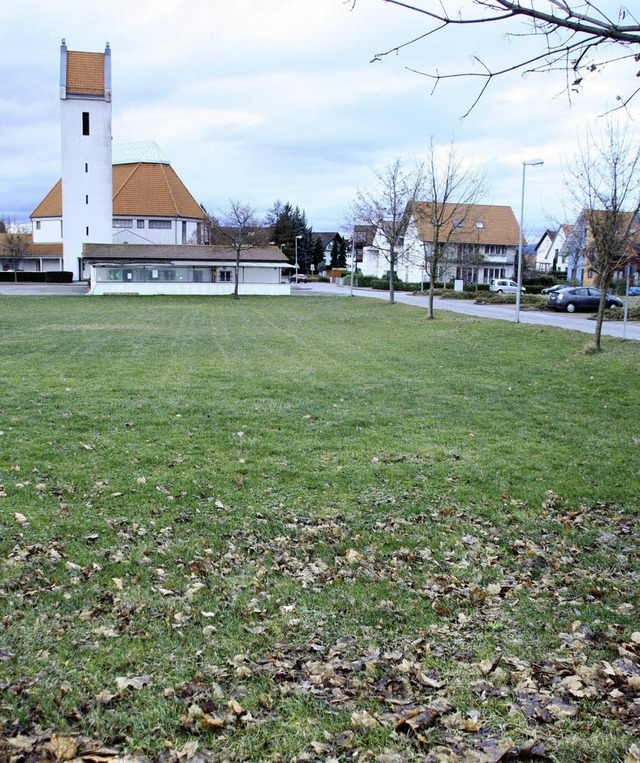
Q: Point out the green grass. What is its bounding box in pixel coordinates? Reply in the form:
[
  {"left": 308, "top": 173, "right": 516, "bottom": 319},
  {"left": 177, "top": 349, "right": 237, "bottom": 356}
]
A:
[{"left": 1, "top": 295, "right": 638, "bottom": 762}]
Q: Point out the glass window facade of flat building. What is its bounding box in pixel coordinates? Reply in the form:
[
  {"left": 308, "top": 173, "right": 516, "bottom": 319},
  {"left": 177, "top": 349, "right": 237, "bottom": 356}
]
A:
[{"left": 95, "top": 266, "right": 239, "bottom": 284}]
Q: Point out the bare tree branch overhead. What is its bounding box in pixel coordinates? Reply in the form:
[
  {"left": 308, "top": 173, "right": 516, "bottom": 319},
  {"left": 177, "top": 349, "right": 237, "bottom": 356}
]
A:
[{"left": 348, "top": 0, "right": 640, "bottom": 114}]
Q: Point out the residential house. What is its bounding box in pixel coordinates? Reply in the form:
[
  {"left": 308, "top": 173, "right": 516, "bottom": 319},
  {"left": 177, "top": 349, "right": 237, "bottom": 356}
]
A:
[
  {"left": 563, "top": 210, "right": 640, "bottom": 286},
  {"left": 352, "top": 225, "right": 375, "bottom": 268},
  {"left": 535, "top": 229, "right": 555, "bottom": 270},
  {"left": 536, "top": 225, "right": 572, "bottom": 274},
  {"left": 314, "top": 232, "right": 342, "bottom": 269},
  {"left": 361, "top": 203, "right": 521, "bottom": 284}
]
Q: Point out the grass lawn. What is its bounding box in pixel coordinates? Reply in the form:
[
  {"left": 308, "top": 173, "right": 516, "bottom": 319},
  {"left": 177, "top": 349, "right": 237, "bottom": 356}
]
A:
[{"left": 1, "top": 295, "right": 638, "bottom": 763}]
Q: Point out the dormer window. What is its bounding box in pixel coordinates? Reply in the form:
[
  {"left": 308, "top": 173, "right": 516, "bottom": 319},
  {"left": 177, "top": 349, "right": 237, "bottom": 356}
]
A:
[{"left": 476, "top": 221, "right": 485, "bottom": 229}]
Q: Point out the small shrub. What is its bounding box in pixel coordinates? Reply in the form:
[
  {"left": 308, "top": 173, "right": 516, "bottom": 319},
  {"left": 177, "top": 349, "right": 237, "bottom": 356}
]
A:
[
  {"left": 437, "top": 290, "right": 478, "bottom": 300},
  {"left": 46, "top": 271, "right": 74, "bottom": 283},
  {"left": 0, "top": 270, "right": 73, "bottom": 283},
  {"left": 17, "top": 271, "right": 46, "bottom": 282},
  {"left": 524, "top": 274, "right": 558, "bottom": 287}
]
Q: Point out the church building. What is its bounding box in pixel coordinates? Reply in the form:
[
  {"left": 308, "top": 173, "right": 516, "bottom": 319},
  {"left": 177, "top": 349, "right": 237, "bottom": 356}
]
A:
[{"left": 27, "top": 41, "right": 289, "bottom": 294}]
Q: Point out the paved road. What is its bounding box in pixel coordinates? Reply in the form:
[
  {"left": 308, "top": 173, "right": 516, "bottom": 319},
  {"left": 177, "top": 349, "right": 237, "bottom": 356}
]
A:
[
  {"left": 0, "top": 282, "right": 89, "bottom": 295},
  {"left": 298, "top": 282, "right": 640, "bottom": 342}
]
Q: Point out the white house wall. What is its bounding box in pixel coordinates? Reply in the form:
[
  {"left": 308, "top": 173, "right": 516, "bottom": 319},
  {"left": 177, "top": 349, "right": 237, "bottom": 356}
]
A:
[
  {"left": 90, "top": 282, "right": 290, "bottom": 296},
  {"left": 112, "top": 218, "right": 200, "bottom": 245},
  {"left": 32, "top": 219, "right": 63, "bottom": 244}
]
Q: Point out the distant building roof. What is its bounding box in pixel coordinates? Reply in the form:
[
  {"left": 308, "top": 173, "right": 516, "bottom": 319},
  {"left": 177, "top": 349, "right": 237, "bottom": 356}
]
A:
[
  {"left": 113, "top": 141, "right": 170, "bottom": 165},
  {"left": 0, "top": 233, "right": 62, "bottom": 258},
  {"left": 315, "top": 232, "right": 340, "bottom": 248},
  {"left": 535, "top": 229, "right": 557, "bottom": 250},
  {"left": 354, "top": 225, "right": 376, "bottom": 248}
]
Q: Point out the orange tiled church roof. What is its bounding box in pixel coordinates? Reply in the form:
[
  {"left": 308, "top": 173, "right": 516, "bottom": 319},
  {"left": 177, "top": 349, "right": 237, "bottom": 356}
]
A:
[{"left": 31, "top": 163, "right": 206, "bottom": 220}]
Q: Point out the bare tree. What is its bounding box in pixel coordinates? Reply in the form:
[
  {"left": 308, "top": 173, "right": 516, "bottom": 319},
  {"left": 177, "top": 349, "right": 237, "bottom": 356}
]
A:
[
  {"left": 0, "top": 217, "right": 30, "bottom": 271},
  {"left": 348, "top": 0, "right": 640, "bottom": 115},
  {"left": 352, "top": 158, "right": 425, "bottom": 304},
  {"left": 564, "top": 121, "right": 640, "bottom": 350},
  {"left": 419, "top": 139, "right": 487, "bottom": 319},
  {"left": 212, "top": 201, "right": 264, "bottom": 300}
]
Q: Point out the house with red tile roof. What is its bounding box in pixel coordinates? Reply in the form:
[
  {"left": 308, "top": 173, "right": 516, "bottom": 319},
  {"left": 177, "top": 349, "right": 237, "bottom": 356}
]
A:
[{"left": 361, "top": 202, "right": 522, "bottom": 285}]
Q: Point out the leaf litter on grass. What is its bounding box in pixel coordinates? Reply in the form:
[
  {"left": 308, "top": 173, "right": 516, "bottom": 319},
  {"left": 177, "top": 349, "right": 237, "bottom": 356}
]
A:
[{"left": 1, "top": 491, "right": 638, "bottom": 762}]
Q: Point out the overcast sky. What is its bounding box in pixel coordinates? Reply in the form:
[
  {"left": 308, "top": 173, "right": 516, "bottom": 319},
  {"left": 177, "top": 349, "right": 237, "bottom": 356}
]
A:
[{"left": 1, "top": 0, "right": 639, "bottom": 238}]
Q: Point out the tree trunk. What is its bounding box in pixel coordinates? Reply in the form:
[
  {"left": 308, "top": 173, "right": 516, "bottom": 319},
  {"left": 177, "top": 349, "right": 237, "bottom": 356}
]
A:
[
  {"left": 234, "top": 251, "right": 240, "bottom": 300},
  {"left": 427, "top": 279, "right": 435, "bottom": 319},
  {"left": 427, "top": 252, "right": 435, "bottom": 319},
  {"left": 592, "top": 280, "right": 609, "bottom": 351}
]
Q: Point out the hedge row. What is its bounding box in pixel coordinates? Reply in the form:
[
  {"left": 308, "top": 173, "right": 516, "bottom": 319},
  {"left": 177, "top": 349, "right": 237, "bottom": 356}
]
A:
[{"left": 0, "top": 271, "right": 73, "bottom": 283}]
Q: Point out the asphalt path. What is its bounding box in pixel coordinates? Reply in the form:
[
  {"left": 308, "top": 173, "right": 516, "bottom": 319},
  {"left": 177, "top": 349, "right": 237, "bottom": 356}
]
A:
[
  {"left": 299, "top": 281, "right": 640, "bottom": 342},
  {"left": 0, "top": 282, "right": 89, "bottom": 295}
]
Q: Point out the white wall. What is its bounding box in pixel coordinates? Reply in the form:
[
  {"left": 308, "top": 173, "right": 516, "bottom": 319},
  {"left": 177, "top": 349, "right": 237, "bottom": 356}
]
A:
[
  {"left": 112, "top": 219, "right": 200, "bottom": 245},
  {"left": 61, "top": 97, "right": 112, "bottom": 278},
  {"left": 32, "top": 219, "right": 63, "bottom": 244}
]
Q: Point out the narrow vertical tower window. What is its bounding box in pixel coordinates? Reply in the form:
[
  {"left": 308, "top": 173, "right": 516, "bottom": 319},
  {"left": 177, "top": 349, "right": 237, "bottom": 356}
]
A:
[{"left": 82, "top": 112, "right": 90, "bottom": 135}]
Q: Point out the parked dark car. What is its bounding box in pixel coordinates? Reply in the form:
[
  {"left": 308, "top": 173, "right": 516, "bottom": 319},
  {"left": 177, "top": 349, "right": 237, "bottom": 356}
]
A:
[
  {"left": 288, "top": 274, "right": 308, "bottom": 283},
  {"left": 541, "top": 284, "right": 564, "bottom": 294},
  {"left": 547, "top": 286, "right": 623, "bottom": 312}
]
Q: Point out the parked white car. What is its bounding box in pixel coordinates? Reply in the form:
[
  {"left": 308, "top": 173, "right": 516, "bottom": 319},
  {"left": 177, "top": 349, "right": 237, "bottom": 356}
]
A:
[{"left": 489, "top": 278, "right": 525, "bottom": 294}]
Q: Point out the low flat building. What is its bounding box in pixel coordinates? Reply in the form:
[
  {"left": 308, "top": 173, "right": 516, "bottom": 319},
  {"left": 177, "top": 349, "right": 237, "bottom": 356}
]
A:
[{"left": 83, "top": 243, "right": 291, "bottom": 296}]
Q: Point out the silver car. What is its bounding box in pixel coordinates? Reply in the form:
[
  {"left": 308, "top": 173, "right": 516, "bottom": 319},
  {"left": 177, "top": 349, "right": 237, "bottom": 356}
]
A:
[{"left": 489, "top": 278, "right": 525, "bottom": 294}]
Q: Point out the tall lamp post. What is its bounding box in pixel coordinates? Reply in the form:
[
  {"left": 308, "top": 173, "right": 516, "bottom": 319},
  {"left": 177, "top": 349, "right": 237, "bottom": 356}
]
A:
[
  {"left": 294, "top": 234, "right": 303, "bottom": 284},
  {"left": 350, "top": 230, "right": 356, "bottom": 296},
  {"left": 515, "top": 158, "right": 544, "bottom": 323}
]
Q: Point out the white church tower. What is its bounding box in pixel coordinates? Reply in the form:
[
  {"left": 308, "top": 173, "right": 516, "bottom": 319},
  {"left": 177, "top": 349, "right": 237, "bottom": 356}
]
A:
[{"left": 60, "top": 39, "right": 112, "bottom": 279}]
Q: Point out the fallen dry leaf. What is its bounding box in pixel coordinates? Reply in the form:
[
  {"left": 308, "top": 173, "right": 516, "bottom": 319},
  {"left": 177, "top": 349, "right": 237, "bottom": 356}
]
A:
[
  {"left": 351, "top": 709, "right": 380, "bottom": 728},
  {"left": 48, "top": 733, "right": 78, "bottom": 762},
  {"left": 115, "top": 675, "right": 152, "bottom": 691}
]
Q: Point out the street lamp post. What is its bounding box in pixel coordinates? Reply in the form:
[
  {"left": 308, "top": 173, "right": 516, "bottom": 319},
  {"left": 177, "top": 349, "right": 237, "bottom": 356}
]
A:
[
  {"left": 350, "top": 230, "right": 356, "bottom": 296},
  {"left": 294, "top": 234, "right": 303, "bottom": 284},
  {"left": 515, "top": 158, "right": 544, "bottom": 323}
]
